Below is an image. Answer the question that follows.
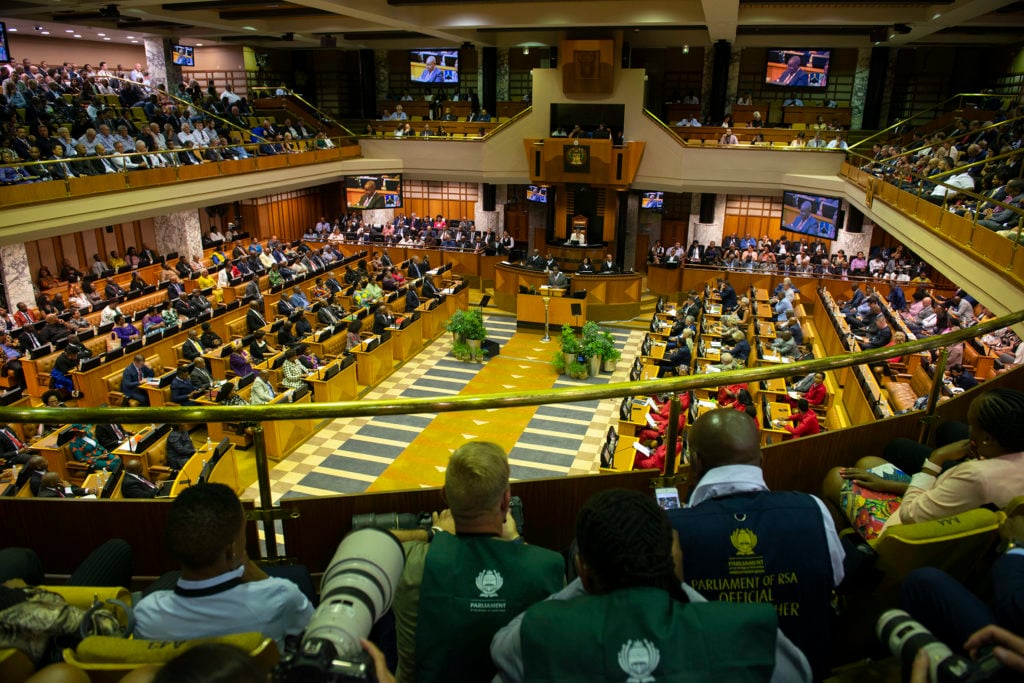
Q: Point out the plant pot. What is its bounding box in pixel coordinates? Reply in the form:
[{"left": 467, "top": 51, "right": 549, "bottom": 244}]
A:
[
  {"left": 602, "top": 358, "right": 618, "bottom": 373},
  {"left": 467, "top": 338, "right": 482, "bottom": 361},
  {"left": 563, "top": 352, "right": 576, "bottom": 368},
  {"left": 587, "top": 355, "right": 601, "bottom": 377},
  {"left": 452, "top": 332, "right": 465, "bottom": 347}
]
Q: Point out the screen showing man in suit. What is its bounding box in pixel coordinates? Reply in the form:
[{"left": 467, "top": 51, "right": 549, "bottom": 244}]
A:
[
  {"left": 409, "top": 49, "right": 459, "bottom": 83},
  {"left": 345, "top": 174, "right": 403, "bottom": 210},
  {"left": 766, "top": 49, "right": 830, "bottom": 88},
  {"left": 781, "top": 190, "right": 840, "bottom": 240}
]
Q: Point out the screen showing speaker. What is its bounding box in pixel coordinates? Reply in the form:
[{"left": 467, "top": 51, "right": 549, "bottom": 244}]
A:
[
  {"left": 172, "top": 45, "right": 195, "bottom": 67},
  {"left": 344, "top": 174, "right": 403, "bottom": 210},
  {"left": 409, "top": 49, "right": 459, "bottom": 84},
  {"left": 781, "top": 190, "right": 840, "bottom": 240},
  {"left": 765, "top": 49, "right": 830, "bottom": 88},
  {"left": 641, "top": 191, "right": 663, "bottom": 211},
  {"left": 0, "top": 22, "right": 11, "bottom": 63},
  {"left": 527, "top": 185, "right": 548, "bottom": 203}
]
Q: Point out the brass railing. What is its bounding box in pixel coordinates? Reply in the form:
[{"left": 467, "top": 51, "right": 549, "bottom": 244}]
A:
[
  {"left": 849, "top": 92, "right": 1011, "bottom": 151},
  {"left": 2, "top": 310, "right": 1022, "bottom": 556}
]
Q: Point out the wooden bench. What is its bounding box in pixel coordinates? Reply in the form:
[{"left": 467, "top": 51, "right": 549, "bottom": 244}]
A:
[
  {"left": 101, "top": 353, "right": 164, "bottom": 406},
  {"left": 962, "top": 342, "right": 997, "bottom": 380},
  {"left": 883, "top": 363, "right": 933, "bottom": 412}
]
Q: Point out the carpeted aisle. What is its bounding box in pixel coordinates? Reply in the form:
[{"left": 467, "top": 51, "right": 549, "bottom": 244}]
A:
[{"left": 245, "top": 316, "right": 642, "bottom": 503}]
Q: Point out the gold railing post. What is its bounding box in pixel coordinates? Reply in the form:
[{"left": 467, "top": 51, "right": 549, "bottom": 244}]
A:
[
  {"left": 663, "top": 394, "right": 681, "bottom": 478},
  {"left": 252, "top": 424, "right": 279, "bottom": 560},
  {"left": 918, "top": 347, "right": 950, "bottom": 445}
]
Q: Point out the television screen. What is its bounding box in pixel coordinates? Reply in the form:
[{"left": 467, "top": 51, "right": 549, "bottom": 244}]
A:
[
  {"left": 765, "top": 49, "right": 830, "bottom": 88},
  {"left": 345, "top": 174, "right": 403, "bottom": 210},
  {"left": 0, "top": 22, "right": 10, "bottom": 64},
  {"left": 526, "top": 185, "right": 548, "bottom": 203},
  {"left": 781, "top": 190, "right": 841, "bottom": 240},
  {"left": 409, "top": 49, "right": 459, "bottom": 84},
  {"left": 172, "top": 45, "right": 195, "bottom": 68},
  {"left": 641, "top": 191, "right": 664, "bottom": 210}
]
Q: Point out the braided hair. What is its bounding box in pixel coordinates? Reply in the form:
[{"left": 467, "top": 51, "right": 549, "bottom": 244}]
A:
[
  {"left": 973, "top": 389, "right": 1024, "bottom": 452},
  {"left": 576, "top": 489, "right": 688, "bottom": 603}
]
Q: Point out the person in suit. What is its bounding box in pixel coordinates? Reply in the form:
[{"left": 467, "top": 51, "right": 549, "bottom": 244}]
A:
[
  {"left": 246, "top": 302, "right": 268, "bottom": 333},
  {"left": 317, "top": 302, "right": 342, "bottom": 326},
  {"left": 189, "top": 357, "right": 216, "bottom": 393},
  {"left": 687, "top": 241, "right": 705, "bottom": 264},
  {"left": 543, "top": 253, "right": 559, "bottom": 272},
  {"left": 200, "top": 322, "right": 222, "bottom": 350},
  {"left": 371, "top": 304, "right": 393, "bottom": 336},
  {"left": 104, "top": 279, "right": 127, "bottom": 299},
  {"left": 95, "top": 422, "right": 132, "bottom": 452},
  {"left": 600, "top": 254, "right": 618, "bottom": 273},
  {"left": 277, "top": 296, "right": 297, "bottom": 317},
  {"left": 243, "top": 275, "right": 262, "bottom": 302},
  {"left": 775, "top": 54, "right": 810, "bottom": 86},
  {"left": 354, "top": 180, "right": 386, "bottom": 209},
  {"left": 289, "top": 286, "right": 311, "bottom": 310},
  {"left": 121, "top": 459, "right": 160, "bottom": 499},
  {"left": 250, "top": 367, "right": 276, "bottom": 405},
  {"left": 948, "top": 364, "right": 980, "bottom": 391},
  {"left": 788, "top": 201, "right": 820, "bottom": 234},
  {"left": 121, "top": 354, "right": 154, "bottom": 406},
  {"left": 248, "top": 330, "right": 276, "bottom": 362},
  {"left": 170, "top": 365, "right": 202, "bottom": 405},
  {"left": 37, "top": 471, "right": 98, "bottom": 498},
  {"left": 7, "top": 455, "right": 48, "bottom": 496},
  {"left": 166, "top": 424, "right": 195, "bottom": 471},
  {"left": 547, "top": 266, "right": 568, "bottom": 289},
  {"left": 407, "top": 256, "right": 425, "bottom": 279},
  {"left": 405, "top": 286, "right": 421, "bottom": 311},
  {"left": 0, "top": 424, "right": 32, "bottom": 465},
  {"left": 421, "top": 275, "right": 441, "bottom": 299},
  {"left": 182, "top": 328, "right": 205, "bottom": 361},
  {"left": 525, "top": 249, "right": 545, "bottom": 270}
]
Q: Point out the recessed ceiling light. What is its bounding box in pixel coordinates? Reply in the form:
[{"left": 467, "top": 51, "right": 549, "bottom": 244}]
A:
[
  {"left": 74, "top": 34, "right": 81, "bottom": 38},
  {"left": 889, "top": 33, "right": 896, "bottom": 39},
  {"left": 7, "top": 27, "right": 16, "bottom": 32},
  {"left": 65, "top": 29, "right": 74, "bottom": 33},
  {"left": 932, "top": 12, "right": 941, "bottom": 19},
  {"left": 41, "top": 31, "right": 50, "bottom": 35},
  {"left": 97, "top": 32, "right": 105, "bottom": 36},
  {"left": 195, "top": 43, "right": 203, "bottom": 46},
  {"left": 126, "top": 35, "right": 134, "bottom": 39},
  {"left": 103, "top": 37, "right": 111, "bottom": 40},
  {"left": 243, "top": 26, "right": 257, "bottom": 31},
  {"left": 130, "top": 40, "right": 138, "bottom": 43}
]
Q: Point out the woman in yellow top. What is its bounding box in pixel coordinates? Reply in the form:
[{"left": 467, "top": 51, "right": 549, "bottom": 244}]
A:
[
  {"left": 195, "top": 269, "right": 223, "bottom": 304},
  {"left": 810, "top": 115, "right": 828, "bottom": 133}
]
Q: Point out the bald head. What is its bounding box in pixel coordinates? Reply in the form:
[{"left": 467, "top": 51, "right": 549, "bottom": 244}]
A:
[
  {"left": 689, "top": 409, "right": 762, "bottom": 480},
  {"left": 125, "top": 459, "right": 144, "bottom": 476}
]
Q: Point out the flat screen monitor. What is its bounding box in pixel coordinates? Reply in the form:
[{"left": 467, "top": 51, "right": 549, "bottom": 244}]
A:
[
  {"left": 345, "top": 174, "right": 403, "bottom": 210},
  {"left": 526, "top": 185, "right": 548, "bottom": 203},
  {"left": 765, "top": 49, "right": 831, "bottom": 88},
  {"left": 172, "top": 45, "right": 194, "bottom": 67},
  {"left": 781, "top": 190, "right": 841, "bottom": 240},
  {"left": 409, "top": 49, "right": 459, "bottom": 84},
  {"left": 641, "top": 191, "right": 664, "bottom": 211},
  {"left": 0, "top": 23, "right": 10, "bottom": 64}
]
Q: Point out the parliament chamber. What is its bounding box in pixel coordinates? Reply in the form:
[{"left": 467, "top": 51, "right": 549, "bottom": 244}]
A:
[{"left": 1, "top": 3, "right": 1023, "bottom": 680}]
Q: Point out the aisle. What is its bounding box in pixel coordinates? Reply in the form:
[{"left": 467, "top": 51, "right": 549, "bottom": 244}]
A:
[{"left": 243, "top": 318, "right": 642, "bottom": 503}]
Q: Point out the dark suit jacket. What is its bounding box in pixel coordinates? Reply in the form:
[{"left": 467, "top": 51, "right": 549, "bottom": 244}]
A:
[
  {"left": 95, "top": 423, "right": 129, "bottom": 452},
  {"left": 246, "top": 309, "right": 267, "bottom": 332},
  {"left": 372, "top": 312, "right": 391, "bottom": 336},
  {"left": 182, "top": 338, "right": 205, "bottom": 360},
  {"left": 38, "top": 485, "right": 88, "bottom": 498},
  {"left": 122, "top": 473, "right": 159, "bottom": 499}
]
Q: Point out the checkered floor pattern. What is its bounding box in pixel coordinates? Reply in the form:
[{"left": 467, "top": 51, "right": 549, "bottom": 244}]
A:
[{"left": 243, "top": 316, "right": 645, "bottom": 505}]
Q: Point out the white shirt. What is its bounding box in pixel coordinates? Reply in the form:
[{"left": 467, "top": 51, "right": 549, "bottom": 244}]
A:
[
  {"left": 687, "top": 465, "right": 845, "bottom": 586},
  {"left": 134, "top": 565, "right": 314, "bottom": 652}
]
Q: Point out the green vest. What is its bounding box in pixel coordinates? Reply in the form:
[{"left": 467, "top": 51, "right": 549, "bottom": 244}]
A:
[
  {"left": 522, "top": 587, "right": 778, "bottom": 682},
  {"left": 415, "top": 533, "right": 564, "bottom": 683}
]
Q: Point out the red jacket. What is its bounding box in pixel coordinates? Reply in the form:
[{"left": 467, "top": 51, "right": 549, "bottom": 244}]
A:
[
  {"left": 717, "top": 383, "right": 748, "bottom": 408},
  {"left": 785, "top": 410, "right": 820, "bottom": 438},
  {"left": 804, "top": 382, "right": 827, "bottom": 407}
]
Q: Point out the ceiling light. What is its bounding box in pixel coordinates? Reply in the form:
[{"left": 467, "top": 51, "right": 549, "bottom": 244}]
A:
[
  {"left": 195, "top": 43, "right": 203, "bottom": 46},
  {"left": 74, "top": 34, "right": 81, "bottom": 38},
  {"left": 522, "top": 47, "right": 529, "bottom": 55},
  {"left": 34, "top": 25, "right": 43, "bottom": 30},
  {"left": 682, "top": 45, "right": 689, "bottom": 54},
  {"left": 97, "top": 33, "right": 105, "bottom": 36},
  {"left": 41, "top": 31, "right": 50, "bottom": 35},
  {"left": 243, "top": 26, "right": 257, "bottom": 31},
  {"left": 7, "top": 27, "right": 16, "bottom": 32},
  {"left": 103, "top": 37, "right": 111, "bottom": 40},
  {"left": 65, "top": 29, "right": 74, "bottom": 33},
  {"left": 932, "top": 12, "right": 941, "bottom": 20},
  {"left": 126, "top": 35, "right": 134, "bottom": 39},
  {"left": 130, "top": 40, "right": 138, "bottom": 43}
]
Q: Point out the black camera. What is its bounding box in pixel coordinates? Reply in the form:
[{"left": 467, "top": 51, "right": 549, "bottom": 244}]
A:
[
  {"left": 276, "top": 528, "right": 405, "bottom": 682},
  {"left": 876, "top": 609, "right": 1006, "bottom": 682},
  {"left": 351, "top": 511, "right": 432, "bottom": 532}
]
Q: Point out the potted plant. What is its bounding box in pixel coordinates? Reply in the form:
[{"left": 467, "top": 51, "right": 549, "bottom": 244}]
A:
[
  {"left": 447, "top": 309, "right": 487, "bottom": 361},
  {"left": 551, "top": 350, "right": 567, "bottom": 375},
  {"left": 559, "top": 324, "right": 582, "bottom": 370},
  {"left": 567, "top": 359, "right": 589, "bottom": 380},
  {"left": 598, "top": 331, "right": 622, "bottom": 372},
  {"left": 582, "top": 323, "right": 604, "bottom": 378}
]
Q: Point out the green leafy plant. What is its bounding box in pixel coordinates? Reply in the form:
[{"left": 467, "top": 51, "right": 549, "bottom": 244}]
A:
[
  {"left": 452, "top": 340, "right": 471, "bottom": 361},
  {"left": 598, "top": 331, "right": 622, "bottom": 363},
  {"left": 559, "top": 324, "right": 582, "bottom": 355},
  {"left": 551, "top": 350, "right": 566, "bottom": 374},
  {"left": 567, "top": 360, "right": 589, "bottom": 380},
  {"left": 446, "top": 309, "right": 487, "bottom": 341}
]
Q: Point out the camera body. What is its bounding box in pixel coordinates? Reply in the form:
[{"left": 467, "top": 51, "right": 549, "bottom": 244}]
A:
[
  {"left": 877, "top": 610, "right": 1005, "bottom": 683},
  {"left": 351, "top": 511, "right": 432, "bottom": 532}
]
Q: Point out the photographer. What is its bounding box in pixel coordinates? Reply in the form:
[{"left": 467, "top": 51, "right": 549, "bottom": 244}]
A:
[{"left": 390, "top": 441, "right": 564, "bottom": 683}]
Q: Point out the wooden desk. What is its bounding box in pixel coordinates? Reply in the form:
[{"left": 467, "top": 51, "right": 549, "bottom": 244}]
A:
[
  {"left": 170, "top": 449, "right": 208, "bottom": 497},
  {"left": 762, "top": 401, "right": 793, "bottom": 446},
  {"left": 390, "top": 318, "right": 425, "bottom": 362},
  {"left": 353, "top": 337, "right": 394, "bottom": 386},
  {"left": 516, "top": 293, "right": 587, "bottom": 327},
  {"left": 209, "top": 444, "right": 241, "bottom": 494},
  {"left": 782, "top": 106, "right": 852, "bottom": 127},
  {"left": 32, "top": 428, "right": 71, "bottom": 480},
  {"left": 418, "top": 303, "right": 447, "bottom": 341},
  {"left": 569, "top": 272, "right": 643, "bottom": 321},
  {"left": 307, "top": 359, "right": 359, "bottom": 403},
  {"left": 142, "top": 375, "right": 173, "bottom": 406},
  {"left": 263, "top": 391, "right": 316, "bottom": 461}
]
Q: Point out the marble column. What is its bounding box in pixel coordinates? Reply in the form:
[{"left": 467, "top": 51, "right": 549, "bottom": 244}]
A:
[
  {"left": 850, "top": 48, "right": 873, "bottom": 130},
  {"left": 363, "top": 209, "right": 395, "bottom": 227},
  {"left": 725, "top": 47, "right": 742, "bottom": 112},
  {"left": 622, "top": 191, "right": 640, "bottom": 272},
  {"left": 688, "top": 193, "right": 726, "bottom": 246},
  {"left": 835, "top": 206, "right": 874, "bottom": 256},
  {"left": 0, "top": 243, "right": 36, "bottom": 311},
  {"left": 496, "top": 49, "right": 510, "bottom": 102},
  {"left": 878, "top": 48, "right": 899, "bottom": 128},
  {"left": 154, "top": 210, "right": 204, "bottom": 260},
  {"left": 474, "top": 184, "right": 507, "bottom": 234},
  {"left": 699, "top": 50, "right": 715, "bottom": 122},
  {"left": 144, "top": 37, "right": 181, "bottom": 92},
  {"left": 375, "top": 49, "right": 390, "bottom": 99}
]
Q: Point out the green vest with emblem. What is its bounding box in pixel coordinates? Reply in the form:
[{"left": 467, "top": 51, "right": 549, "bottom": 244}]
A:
[
  {"left": 415, "top": 532, "right": 564, "bottom": 683},
  {"left": 522, "top": 587, "right": 778, "bottom": 682}
]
